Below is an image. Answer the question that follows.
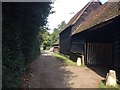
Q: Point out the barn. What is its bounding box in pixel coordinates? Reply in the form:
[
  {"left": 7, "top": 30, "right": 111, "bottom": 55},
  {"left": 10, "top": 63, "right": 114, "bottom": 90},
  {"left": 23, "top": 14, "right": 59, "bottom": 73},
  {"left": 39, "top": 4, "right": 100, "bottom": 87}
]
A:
[
  {"left": 71, "top": 2, "right": 120, "bottom": 80},
  {"left": 59, "top": 0, "right": 102, "bottom": 55}
]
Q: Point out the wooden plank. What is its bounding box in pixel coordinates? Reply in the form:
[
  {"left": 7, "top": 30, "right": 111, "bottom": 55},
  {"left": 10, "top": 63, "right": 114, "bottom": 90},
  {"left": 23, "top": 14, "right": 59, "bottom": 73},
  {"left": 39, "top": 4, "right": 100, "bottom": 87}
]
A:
[{"left": 86, "top": 43, "right": 112, "bottom": 65}]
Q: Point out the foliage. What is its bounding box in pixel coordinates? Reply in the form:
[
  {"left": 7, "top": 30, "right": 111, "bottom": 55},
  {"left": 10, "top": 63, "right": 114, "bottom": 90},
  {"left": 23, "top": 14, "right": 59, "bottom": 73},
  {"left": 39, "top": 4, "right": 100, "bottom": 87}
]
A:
[
  {"left": 41, "top": 31, "right": 51, "bottom": 50},
  {"left": 57, "top": 21, "right": 66, "bottom": 31},
  {"left": 42, "top": 21, "right": 66, "bottom": 49},
  {"left": 53, "top": 52, "right": 76, "bottom": 66},
  {"left": 2, "top": 2, "right": 52, "bottom": 88},
  {"left": 50, "top": 21, "right": 66, "bottom": 45}
]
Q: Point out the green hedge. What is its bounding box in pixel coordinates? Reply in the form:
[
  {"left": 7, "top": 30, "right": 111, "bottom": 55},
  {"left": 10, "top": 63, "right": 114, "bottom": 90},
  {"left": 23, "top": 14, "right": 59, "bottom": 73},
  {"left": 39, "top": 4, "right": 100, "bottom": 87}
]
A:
[{"left": 2, "top": 2, "right": 51, "bottom": 88}]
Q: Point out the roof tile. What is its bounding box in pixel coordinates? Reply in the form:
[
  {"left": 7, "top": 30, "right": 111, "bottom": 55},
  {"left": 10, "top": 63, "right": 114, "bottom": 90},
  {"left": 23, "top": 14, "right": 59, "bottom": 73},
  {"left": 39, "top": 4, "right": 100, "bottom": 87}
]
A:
[{"left": 72, "top": 2, "right": 120, "bottom": 35}]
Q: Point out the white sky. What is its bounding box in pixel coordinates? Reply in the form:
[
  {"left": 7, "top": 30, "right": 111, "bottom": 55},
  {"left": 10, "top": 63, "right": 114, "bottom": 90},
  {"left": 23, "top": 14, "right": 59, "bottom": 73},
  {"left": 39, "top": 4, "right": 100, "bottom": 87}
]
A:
[{"left": 47, "top": 0, "right": 108, "bottom": 33}]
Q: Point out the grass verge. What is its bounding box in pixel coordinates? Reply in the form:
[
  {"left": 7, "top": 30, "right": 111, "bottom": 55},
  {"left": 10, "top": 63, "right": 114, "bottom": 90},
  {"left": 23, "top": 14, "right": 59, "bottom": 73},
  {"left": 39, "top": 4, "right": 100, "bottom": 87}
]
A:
[{"left": 53, "top": 52, "right": 76, "bottom": 66}]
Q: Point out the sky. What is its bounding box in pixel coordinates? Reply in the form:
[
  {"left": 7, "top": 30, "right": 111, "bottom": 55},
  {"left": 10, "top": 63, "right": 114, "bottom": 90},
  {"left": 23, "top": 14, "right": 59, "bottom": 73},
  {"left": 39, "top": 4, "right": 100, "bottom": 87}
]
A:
[{"left": 47, "top": 0, "right": 108, "bottom": 33}]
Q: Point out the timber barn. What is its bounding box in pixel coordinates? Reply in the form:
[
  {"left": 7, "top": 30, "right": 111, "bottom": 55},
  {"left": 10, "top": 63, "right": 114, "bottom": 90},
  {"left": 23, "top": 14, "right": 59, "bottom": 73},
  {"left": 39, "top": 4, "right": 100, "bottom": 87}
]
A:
[
  {"left": 59, "top": 0, "right": 102, "bottom": 55},
  {"left": 59, "top": 0, "right": 120, "bottom": 81},
  {"left": 71, "top": 2, "right": 120, "bottom": 80}
]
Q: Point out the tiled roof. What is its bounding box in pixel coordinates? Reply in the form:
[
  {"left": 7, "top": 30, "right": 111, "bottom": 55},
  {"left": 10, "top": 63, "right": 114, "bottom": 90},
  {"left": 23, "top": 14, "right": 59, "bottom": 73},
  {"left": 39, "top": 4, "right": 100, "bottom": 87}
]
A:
[
  {"left": 60, "top": 2, "right": 90, "bottom": 33},
  {"left": 71, "top": 1, "right": 102, "bottom": 33},
  {"left": 72, "top": 2, "right": 120, "bottom": 35}
]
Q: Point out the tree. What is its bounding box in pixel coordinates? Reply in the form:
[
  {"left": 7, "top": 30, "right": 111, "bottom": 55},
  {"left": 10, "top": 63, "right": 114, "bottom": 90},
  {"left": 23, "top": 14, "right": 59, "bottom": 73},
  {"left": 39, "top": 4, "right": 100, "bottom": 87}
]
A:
[
  {"left": 41, "top": 31, "right": 51, "bottom": 50},
  {"left": 2, "top": 2, "right": 52, "bottom": 88},
  {"left": 57, "top": 21, "right": 66, "bottom": 31},
  {"left": 50, "top": 21, "right": 66, "bottom": 45},
  {"left": 42, "top": 21, "right": 66, "bottom": 49}
]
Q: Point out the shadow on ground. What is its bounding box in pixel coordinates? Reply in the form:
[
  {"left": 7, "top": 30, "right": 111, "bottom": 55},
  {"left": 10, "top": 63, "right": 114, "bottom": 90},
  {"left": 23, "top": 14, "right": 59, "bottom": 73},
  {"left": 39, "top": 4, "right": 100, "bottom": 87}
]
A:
[{"left": 87, "top": 65, "right": 112, "bottom": 78}]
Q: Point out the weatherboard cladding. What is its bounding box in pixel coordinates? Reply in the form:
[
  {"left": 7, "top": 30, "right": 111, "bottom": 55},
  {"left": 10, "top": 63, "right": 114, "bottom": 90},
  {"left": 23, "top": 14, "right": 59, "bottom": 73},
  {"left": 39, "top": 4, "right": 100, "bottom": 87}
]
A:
[
  {"left": 72, "top": 2, "right": 120, "bottom": 35},
  {"left": 70, "top": 31, "right": 86, "bottom": 54},
  {"left": 86, "top": 43, "right": 113, "bottom": 65},
  {"left": 113, "top": 16, "right": 120, "bottom": 71},
  {"left": 114, "top": 34, "right": 120, "bottom": 70},
  {"left": 59, "top": 26, "right": 72, "bottom": 55}
]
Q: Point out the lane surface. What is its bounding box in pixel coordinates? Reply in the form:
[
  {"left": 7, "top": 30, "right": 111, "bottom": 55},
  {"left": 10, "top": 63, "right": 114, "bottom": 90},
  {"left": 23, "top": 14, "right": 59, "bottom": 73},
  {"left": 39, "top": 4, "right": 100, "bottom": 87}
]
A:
[{"left": 25, "top": 51, "right": 104, "bottom": 88}]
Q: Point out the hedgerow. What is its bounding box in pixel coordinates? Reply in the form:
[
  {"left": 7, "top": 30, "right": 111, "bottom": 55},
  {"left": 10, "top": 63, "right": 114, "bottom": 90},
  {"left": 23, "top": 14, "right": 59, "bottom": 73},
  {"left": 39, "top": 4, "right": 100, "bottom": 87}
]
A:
[{"left": 2, "top": 2, "right": 52, "bottom": 88}]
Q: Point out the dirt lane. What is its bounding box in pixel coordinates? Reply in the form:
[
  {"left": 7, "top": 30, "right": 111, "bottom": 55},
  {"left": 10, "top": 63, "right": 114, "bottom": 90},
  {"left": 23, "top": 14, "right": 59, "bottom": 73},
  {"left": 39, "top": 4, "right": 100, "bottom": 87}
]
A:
[
  {"left": 24, "top": 51, "right": 104, "bottom": 88},
  {"left": 28, "top": 51, "right": 70, "bottom": 88}
]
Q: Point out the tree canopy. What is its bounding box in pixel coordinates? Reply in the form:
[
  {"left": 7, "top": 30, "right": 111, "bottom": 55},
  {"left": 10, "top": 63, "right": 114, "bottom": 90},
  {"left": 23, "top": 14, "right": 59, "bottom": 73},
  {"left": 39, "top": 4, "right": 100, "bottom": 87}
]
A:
[{"left": 42, "top": 21, "right": 66, "bottom": 50}]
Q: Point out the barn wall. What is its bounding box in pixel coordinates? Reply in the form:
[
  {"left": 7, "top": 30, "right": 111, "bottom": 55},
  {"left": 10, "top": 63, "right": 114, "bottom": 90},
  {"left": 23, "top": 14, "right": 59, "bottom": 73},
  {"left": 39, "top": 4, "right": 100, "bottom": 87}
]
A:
[
  {"left": 70, "top": 31, "right": 86, "bottom": 55},
  {"left": 60, "top": 37, "right": 71, "bottom": 55},
  {"left": 60, "top": 26, "right": 72, "bottom": 55},
  {"left": 113, "top": 34, "right": 120, "bottom": 81},
  {"left": 113, "top": 35, "right": 120, "bottom": 70},
  {"left": 85, "top": 43, "right": 113, "bottom": 66},
  {"left": 70, "top": 40, "right": 84, "bottom": 62},
  {"left": 70, "top": 18, "right": 114, "bottom": 64},
  {"left": 71, "top": 41, "right": 84, "bottom": 54},
  {"left": 70, "top": 31, "right": 87, "bottom": 62},
  {"left": 113, "top": 16, "right": 120, "bottom": 77}
]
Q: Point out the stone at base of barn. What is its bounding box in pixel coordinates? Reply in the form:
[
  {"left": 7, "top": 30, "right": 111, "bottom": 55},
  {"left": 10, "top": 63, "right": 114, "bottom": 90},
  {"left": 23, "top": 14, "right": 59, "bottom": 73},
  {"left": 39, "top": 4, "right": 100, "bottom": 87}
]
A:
[
  {"left": 77, "top": 57, "right": 81, "bottom": 66},
  {"left": 106, "top": 70, "right": 117, "bottom": 86}
]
